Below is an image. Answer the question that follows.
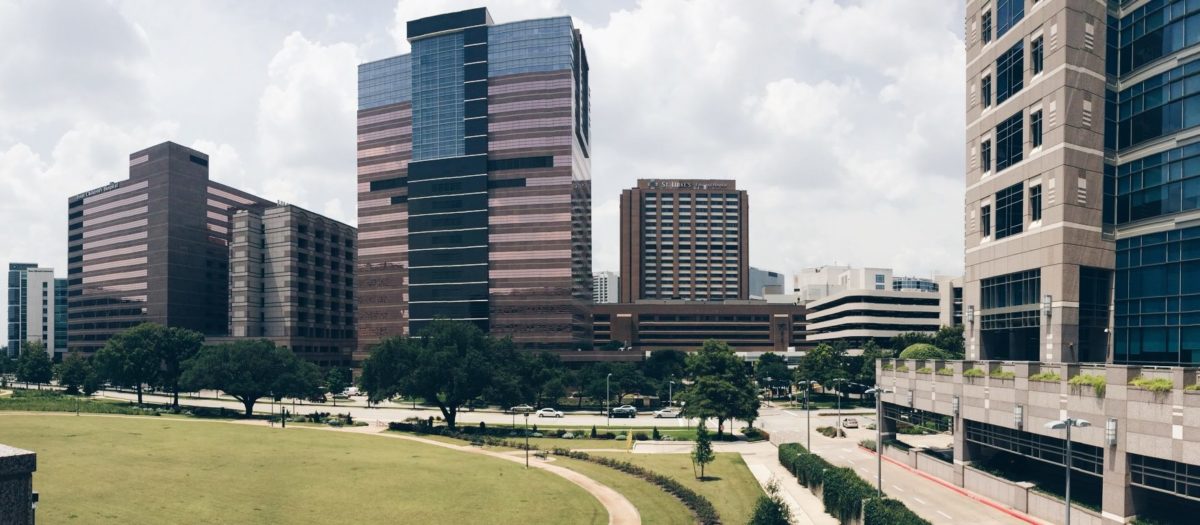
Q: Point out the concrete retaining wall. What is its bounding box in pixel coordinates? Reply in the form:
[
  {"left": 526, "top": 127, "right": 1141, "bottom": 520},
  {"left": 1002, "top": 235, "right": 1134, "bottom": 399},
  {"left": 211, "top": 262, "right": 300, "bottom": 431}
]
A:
[
  {"left": 963, "top": 466, "right": 1033, "bottom": 512},
  {"left": 882, "top": 443, "right": 915, "bottom": 468},
  {"left": 0, "top": 443, "right": 36, "bottom": 525},
  {"left": 913, "top": 451, "right": 956, "bottom": 484},
  {"left": 1028, "top": 489, "right": 1104, "bottom": 525}
]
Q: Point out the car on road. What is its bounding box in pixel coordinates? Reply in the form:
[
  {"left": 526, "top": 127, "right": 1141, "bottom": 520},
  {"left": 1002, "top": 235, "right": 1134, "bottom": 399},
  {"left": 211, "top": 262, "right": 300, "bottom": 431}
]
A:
[
  {"left": 653, "top": 407, "right": 682, "bottom": 418},
  {"left": 536, "top": 408, "right": 564, "bottom": 418},
  {"left": 507, "top": 404, "right": 535, "bottom": 414},
  {"left": 609, "top": 405, "right": 637, "bottom": 418},
  {"left": 842, "top": 417, "right": 859, "bottom": 428}
]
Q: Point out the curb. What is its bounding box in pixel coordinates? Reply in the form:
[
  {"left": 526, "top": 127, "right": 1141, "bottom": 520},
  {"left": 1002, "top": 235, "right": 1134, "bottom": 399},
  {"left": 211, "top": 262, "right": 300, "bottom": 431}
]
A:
[{"left": 856, "top": 446, "right": 1042, "bottom": 525}]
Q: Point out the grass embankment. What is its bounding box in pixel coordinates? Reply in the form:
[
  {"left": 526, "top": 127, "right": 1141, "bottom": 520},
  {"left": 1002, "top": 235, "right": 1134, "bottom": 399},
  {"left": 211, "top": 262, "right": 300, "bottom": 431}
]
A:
[
  {"left": 552, "top": 456, "right": 695, "bottom": 525},
  {"left": 0, "top": 389, "right": 163, "bottom": 415},
  {"left": 0, "top": 414, "right": 606, "bottom": 524},
  {"left": 590, "top": 451, "right": 764, "bottom": 521}
]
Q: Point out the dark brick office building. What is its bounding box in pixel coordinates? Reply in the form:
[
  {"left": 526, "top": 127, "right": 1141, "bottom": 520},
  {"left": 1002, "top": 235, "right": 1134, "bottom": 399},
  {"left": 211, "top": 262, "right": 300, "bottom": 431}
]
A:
[
  {"left": 66, "top": 142, "right": 272, "bottom": 354},
  {"left": 619, "top": 179, "right": 749, "bottom": 302},
  {"left": 356, "top": 7, "right": 593, "bottom": 359}
]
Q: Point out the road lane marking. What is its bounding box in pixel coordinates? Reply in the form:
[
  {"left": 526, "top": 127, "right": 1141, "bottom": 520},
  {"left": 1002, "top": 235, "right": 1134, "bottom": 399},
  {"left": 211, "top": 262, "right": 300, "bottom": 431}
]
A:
[
  {"left": 937, "top": 511, "right": 951, "bottom": 519},
  {"left": 892, "top": 485, "right": 905, "bottom": 492},
  {"left": 913, "top": 497, "right": 927, "bottom": 505},
  {"left": 859, "top": 467, "right": 870, "bottom": 474}
]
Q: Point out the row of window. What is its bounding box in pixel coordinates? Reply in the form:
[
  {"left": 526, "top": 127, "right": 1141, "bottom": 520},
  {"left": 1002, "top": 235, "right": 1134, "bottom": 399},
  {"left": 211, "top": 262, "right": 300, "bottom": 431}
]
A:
[
  {"left": 980, "top": 109, "right": 1044, "bottom": 176},
  {"left": 981, "top": 181, "right": 1043, "bottom": 239}
]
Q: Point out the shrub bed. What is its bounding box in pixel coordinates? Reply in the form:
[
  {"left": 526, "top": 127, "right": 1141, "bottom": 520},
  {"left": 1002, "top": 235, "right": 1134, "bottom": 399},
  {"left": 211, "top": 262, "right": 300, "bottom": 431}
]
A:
[
  {"left": 963, "top": 368, "right": 985, "bottom": 378},
  {"left": 1069, "top": 374, "right": 1107, "bottom": 397},
  {"left": 989, "top": 370, "right": 1016, "bottom": 380},
  {"left": 0, "top": 389, "right": 163, "bottom": 416},
  {"left": 935, "top": 367, "right": 954, "bottom": 376},
  {"left": 1028, "top": 372, "right": 1061, "bottom": 382},
  {"left": 1129, "top": 376, "right": 1173, "bottom": 393},
  {"left": 552, "top": 449, "right": 720, "bottom": 525},
  {"left": 779, "top": 442, "right": 927, "bottom": 525}
]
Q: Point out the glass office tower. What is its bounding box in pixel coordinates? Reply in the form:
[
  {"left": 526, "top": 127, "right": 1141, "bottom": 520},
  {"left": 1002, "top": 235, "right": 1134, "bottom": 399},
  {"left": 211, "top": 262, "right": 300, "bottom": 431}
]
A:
[{"left": 356, "top": 8, "right": 592, "bottom": 360}]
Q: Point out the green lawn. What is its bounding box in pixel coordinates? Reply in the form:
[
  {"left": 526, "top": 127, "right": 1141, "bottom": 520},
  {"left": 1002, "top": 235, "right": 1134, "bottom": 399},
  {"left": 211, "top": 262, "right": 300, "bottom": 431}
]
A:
[
  {"left": 591, "top": 451, "right": 764, "bottom": 521},
  {"left": 551, "top": 456, "right": 694, "bottom": 525},
  {"left": 0, "top": 414, "right": 607, "bottom": 524}
]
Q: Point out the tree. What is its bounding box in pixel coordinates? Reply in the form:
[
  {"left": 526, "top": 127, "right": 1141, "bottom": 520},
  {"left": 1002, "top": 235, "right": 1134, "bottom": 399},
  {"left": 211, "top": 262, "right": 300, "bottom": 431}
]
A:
[
  {"left": 359, "top": 320, "right": 507, "bottom": 429},
  {"left": 794, "top": 343, "right": 848, "bottom": 397},
  {"left": 749, "top": 480, "right": 793, "bottom": 525},
  {"left": 856, "top": 340, "right": 891, "bottom": 385},
  {"left": 678, "top": 340, "right": 759, "bottom": 435},
  {"left": 609, "top": 362, "right": 650, "bottom": 405},
  {"left": 326, "top": 366, "right": 352, "bottom": 406},
  {"left": 157, "top": 326, "right": 204, "bottom": 411},
  {"left": 890, "top": 332, "right": 934, "bottom": 353},
  {"left": 692, "top": 421, "right": 715, "bottom": 479},
  {"left": 180, "top": 339, "right": 319, "bottom": 416},
  {"left": 754, "top": 352, "right": 790, "bottom": 398},
  {"left": 57, "top": 351, "right": 92, "bottom": 395},
  {"left": 933, "top": 325, "right": 966, "bottom": 359},
  {"left": 16, "top": 341, "right": 53, "bottom": 388},
  {"left": 94, "top": 323, "right": 163, "bottom": 404},
  {"left": 898, "top": 343, "right": 951, "bottom": 360}
]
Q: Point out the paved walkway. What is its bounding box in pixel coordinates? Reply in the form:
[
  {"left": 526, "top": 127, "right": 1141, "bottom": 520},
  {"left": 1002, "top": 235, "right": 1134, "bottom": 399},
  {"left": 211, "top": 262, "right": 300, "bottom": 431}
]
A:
[{"left": 2, "top": 412, "right": 641, "bottom": 525}]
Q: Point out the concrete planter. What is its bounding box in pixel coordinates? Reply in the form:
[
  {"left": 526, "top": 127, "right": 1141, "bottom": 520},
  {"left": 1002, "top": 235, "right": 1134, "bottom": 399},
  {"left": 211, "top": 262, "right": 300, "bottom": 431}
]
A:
[
  {"left": 1028, "top": 380, "right": 1062, "bottom": 393},
  {"left": 1127, "top": 387, "right": 1173, "bottom": 404}
]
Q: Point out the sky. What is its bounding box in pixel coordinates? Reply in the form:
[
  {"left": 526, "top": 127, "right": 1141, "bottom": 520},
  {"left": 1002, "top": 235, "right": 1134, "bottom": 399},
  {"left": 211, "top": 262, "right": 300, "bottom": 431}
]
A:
[{"left": 0, "top": 0, "right": 967, "bottom": 347}]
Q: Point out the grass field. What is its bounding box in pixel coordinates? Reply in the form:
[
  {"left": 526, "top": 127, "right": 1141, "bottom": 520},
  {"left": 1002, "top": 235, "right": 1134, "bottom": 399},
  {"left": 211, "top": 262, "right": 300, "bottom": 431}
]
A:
[
  {"left": 0, "top": 414, "right": 607, "bottom": 524},
  {"left": 591, "top": 451, "right": 764, "bottom": 521},
  {"left": 551, "top": 456, "right": 694, "bottom": 525}
]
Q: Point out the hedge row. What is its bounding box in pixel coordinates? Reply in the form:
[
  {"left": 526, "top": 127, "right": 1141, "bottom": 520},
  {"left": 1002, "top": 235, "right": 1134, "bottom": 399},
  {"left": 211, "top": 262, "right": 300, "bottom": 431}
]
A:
[
  {"left": 777, "top": 443, "right": 929, "bottom": 525},
  {"left": 863, "top": 498, "right": 931, "bottom": 525},
  {"left": 388, "top": 421, "right": 537, "bottom": 450},
  {"left": 551, "top": 448, "right": 720, "bottom": 525}
]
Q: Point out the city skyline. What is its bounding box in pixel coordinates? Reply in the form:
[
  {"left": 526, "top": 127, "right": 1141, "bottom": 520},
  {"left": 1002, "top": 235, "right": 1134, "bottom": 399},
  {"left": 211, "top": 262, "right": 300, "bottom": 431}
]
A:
[{"left": 0, "top": 0, "right": 967, "bottom": 347}]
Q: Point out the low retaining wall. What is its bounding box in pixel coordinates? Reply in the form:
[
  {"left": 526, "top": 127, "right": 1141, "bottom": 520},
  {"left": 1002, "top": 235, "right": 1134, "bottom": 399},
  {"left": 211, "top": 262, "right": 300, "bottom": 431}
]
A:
[
  {"left": 0, "top": 443, "right": 37, "bottom": 525},
  {"left": 963, "top": 466, "right": 1034, "bottom": 512},
  {"left": 913, "top": 451, "right": 956, "bottom": 485},
  {"left": 882, "top": 444, "right": 915, "bottom": 468},
  {"left": 1028, "top": 490, "right": 1103, "bottom": 525}
]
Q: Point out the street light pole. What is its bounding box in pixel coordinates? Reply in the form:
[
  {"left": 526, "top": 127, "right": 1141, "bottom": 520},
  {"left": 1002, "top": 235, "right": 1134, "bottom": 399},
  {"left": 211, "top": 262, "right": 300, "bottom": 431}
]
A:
[
  {"left": 524, "top": 411, "right": 530, "bottom": 469},
  {"left": 834, "top": 378, "right": 845, "bottom": 437},
  {"left": 805, "top": 385, "right": 811, "bottom": 451},
  {"left": 866, "top": 386, "right": 894, "bottom": 498},
  {"left": 606, "top": 373, "right": 612, "bottom": 427},
  {"left": 668, "top": 380, "right": 675, "bottom": 406},
  {"left": 1045, "top": 417, "right": 1090, "bottom": 525}
]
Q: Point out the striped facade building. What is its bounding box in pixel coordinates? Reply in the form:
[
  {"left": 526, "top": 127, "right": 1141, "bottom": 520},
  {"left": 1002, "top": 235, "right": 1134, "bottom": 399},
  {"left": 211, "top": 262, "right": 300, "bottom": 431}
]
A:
[
  {"left": 356, "top": 7, "right": 592, "bottom": 359},
  {"left": 66, "top": 142, "right": 272, "bottom": 354}
]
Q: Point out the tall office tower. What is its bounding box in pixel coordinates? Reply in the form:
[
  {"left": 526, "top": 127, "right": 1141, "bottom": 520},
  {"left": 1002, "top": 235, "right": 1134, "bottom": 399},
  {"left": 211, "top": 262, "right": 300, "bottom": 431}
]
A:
[
  {"left": 618, "top": 179, "right": 748, "bottom": 302},
  {"left": 66, "top": 142, "right": 272, "bottom": 354},
  {"left": 227, "top": 205, "right": 357, "bottom": 367},
  {"left": 6, "top": 264, "right": 65, "bottom": 358},
  {"left": 748, "top": 267, "right": 784, "bottom": 299},
  {"left": 592, "top": 271, "right": 618, "bottom": 304},
  {"left": 964, "top": 0, "right": 1112, "bottom": 363},
  {"left": 356, "top": 7, "right": 592, "bottom": 357}
]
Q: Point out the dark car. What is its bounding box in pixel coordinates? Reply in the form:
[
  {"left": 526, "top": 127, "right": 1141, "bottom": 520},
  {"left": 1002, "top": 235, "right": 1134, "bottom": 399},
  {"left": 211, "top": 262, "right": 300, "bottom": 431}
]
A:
[{"left": 608, "top": 405, "right": 637, "bottom": 418}]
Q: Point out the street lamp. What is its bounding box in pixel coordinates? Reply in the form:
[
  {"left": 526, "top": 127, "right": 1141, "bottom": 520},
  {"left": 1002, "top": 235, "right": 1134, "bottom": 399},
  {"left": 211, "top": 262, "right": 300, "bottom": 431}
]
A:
[
  {"left": 523, "top": 410, "right": 531, "bottom": 468},
  {"left": 765, "top": 376, "right": 773, "bottom": 401},
  {"left": 668, "top": 379, "right": 675, "bottom": 407},
  {"left": 865, "top": 386, "right": 895, "bottom": 498},
  {"left": 797, "top": 379, "right": 815, "bottom": 450},
  {"left": 832, "top": 378, "right": 848, "bottom": 437},
  {"left": 1045, "top": 417, "right": 1091, "bottom": 525},
  {"left": 606, "top": 373, "right": 613, "bottom": 427}
]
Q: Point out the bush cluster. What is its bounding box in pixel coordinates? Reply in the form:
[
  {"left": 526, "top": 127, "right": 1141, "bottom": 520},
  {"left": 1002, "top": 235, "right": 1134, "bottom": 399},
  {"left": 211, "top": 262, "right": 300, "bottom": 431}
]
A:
[
  {"left": 989, "top": 370, "right": 1016, "bottom": 380},
  {"left": 742, "top": 427, "right": 770, "bottom": 442},
  {"left": 935, "top": 367, "right": 954, "bottom": 376},
  {"left": 962, "top": 368, "right": 985, "bottom": 378},
  {"left": 387, "top": 422, "right": 537, "bottom": 450},
  {"left": 816, "top": 425, "right": 845, "bottom": 438},
  {"left": 915, "top": 367, "right": 933, "bottom": 375},
  {"left": 551, "top": 449, "right": 720, "bottom": 524},
  {"left": 1068, "top": 373, "right": 1107, "bottom": 397},
  {"left": 1129, "top": 375, "right": 1174, "bottom": 393},
  {"left": 0, "top": 389, "right": 162, "bottom": 416},
  {"left": 1028, "top": 372, "right": 1061, "bottom": 382},
  {"left": 863, "top": 498, "right": 931, "bottom": 525},
  {"left": 779, "top": 443, "right": 927, "bottom": 525}
]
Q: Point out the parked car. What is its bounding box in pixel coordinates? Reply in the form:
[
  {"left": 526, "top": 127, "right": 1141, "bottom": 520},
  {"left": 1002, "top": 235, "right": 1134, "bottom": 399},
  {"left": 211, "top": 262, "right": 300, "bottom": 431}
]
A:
[
  {"left": 842, "top": 417, "right": 859, "bottom": 429},
  {"left": 609, "top": 405, "right": 638, "bottom": 418},
  {"left": 536, "top": 408, "right": 564, "bottom": 418},
  {"left": 653, "top": 407, "right": 682, "bottom": 418},
  {"left": 507, "top": 404, "right": 535, "bottom": 414}
]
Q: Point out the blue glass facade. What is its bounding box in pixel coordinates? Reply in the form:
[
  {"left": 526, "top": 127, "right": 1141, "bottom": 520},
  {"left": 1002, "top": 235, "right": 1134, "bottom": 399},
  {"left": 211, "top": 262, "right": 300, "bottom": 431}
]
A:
[
  {"left": 1110, "top": 2, "right": 1200, "bottom": 364},
  {"left": 358, "top": 55, "right": 412, "bottom": 111},
  {"left": 412, "top": 33, "right": 465, "bottom": 161},
  {"left": 488, "top": 18, "right": 575, "bottom": 77}
]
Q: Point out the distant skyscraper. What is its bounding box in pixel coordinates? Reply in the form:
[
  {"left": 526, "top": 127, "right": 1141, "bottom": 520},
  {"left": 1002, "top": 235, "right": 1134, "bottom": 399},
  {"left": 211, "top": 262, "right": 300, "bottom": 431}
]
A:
[
  {"left": 6, "top": 264, "right": 65, "bottom": 358},
  {"left": 226, "top": 204, "right": 357, "bottom": 367},
  {"left": 356, "top": 7, "right": 592, "bottom": 357},
  {"left": 749, "top": 267, "right": 784, "bottom": 299},
  {"left": 592, "top": 271, "right": 618, "bottom": 304},
  {"left": 618, "top": 179, "right": 748, "bottom": 302},
  {"left": 66, "top": 142, "right": 272, "bottom": 354}
]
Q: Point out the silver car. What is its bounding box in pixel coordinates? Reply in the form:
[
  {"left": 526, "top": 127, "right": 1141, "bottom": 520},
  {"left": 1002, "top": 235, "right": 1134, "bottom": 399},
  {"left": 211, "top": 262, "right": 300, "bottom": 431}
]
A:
[
  {"left": 536, "top": 408, "right": 564, "bottom": 418},
  {"left": 653, "top": 407, "right": 682, "bottom": 418}
]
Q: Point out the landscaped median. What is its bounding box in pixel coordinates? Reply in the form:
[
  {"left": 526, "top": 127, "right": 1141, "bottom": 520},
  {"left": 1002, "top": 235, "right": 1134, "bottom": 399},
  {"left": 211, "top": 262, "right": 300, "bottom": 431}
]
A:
[{"left": 777, "top": 443, "right": 930, "bottom": 525}]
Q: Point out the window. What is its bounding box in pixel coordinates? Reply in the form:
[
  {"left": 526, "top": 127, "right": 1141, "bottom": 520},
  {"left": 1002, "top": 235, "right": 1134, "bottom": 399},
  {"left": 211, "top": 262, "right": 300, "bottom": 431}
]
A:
[
  {"left": 1030, "top": 184, "right": 1043, "bottom": 222},
  {"left": 982, "top": 204, "right": 992, "bottom": 237},
  {"left": 995, "top": 42, "right": 1024, "bottom": 105},
  {"left": 982, "top": 10, "right": 993, "bottom": 44},
  {"left": 1030, "top": 110, "right": 1043, "bottom": 148},
  {"left": 981, "top": 140, "right": 993, "bottom": 172},
  {"left": 996, "top": 111, "right": 1024, "bottom": 172},
  {"left": 1031, "top": 36, "right": 1044, "bottom": 74},
  {"left": 982, "top": 75, "right": 992, "bottom": 108},
  {"left": 995, "top": 182, "right": 1025, "bottom": 239},
  {"left": 996, "top": 0, "right": 1024, "bottom": 38}
]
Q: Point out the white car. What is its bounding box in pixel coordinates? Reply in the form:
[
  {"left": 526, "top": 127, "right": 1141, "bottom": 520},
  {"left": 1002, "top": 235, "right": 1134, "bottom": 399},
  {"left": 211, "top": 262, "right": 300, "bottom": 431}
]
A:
[
  {"left": 536, "top": 408, "right": 564, "bottom": 418},
  {"left": 653, "top": 407, "right": 683, "bottom": 418}
]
